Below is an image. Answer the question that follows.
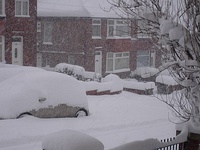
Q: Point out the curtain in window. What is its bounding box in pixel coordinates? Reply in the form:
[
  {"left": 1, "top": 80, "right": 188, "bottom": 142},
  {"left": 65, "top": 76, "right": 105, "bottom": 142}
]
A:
[
  {"left": 16, "top": 1, "right": 21, "bottom": 15},
  {"left": 22, "top": 1, "right": 28, "bottom": 15},
  {"left": 136, "top": 50, "right": 150, "bottom": 67},
  {"left": 44, "top": 22, "right": 53, "bottom": 43}
]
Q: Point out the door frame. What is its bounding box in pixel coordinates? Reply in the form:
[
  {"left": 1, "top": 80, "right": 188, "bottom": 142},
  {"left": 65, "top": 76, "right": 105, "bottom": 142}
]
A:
[
  {"left": 94, "top": 51, "right": 102, "bottom": 75},
  {"left": 0, "top": 36, "right": 5, "bottom": 63},
  {"left": 12, "top": 36, "right": 23, "bottom": 65}
]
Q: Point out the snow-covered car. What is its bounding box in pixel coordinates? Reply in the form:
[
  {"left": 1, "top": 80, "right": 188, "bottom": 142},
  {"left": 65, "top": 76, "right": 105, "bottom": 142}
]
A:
[{"left": 0, "top": 68, "right": 89, "bottom": 119}]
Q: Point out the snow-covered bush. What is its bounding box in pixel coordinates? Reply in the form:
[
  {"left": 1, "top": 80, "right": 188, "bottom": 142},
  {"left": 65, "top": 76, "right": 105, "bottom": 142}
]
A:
[
  {"left": 54, "top": 63, "right": 85, "bottom": 80},
  {"left": 84, "top": 71, "right": 102, "bottom": 82},
  {"left": 130, "top": 67, "right": 159, "bottom": 82},
  {"left": 102, "top": 74, "right": 123, "bottom": 93},
  {"left": 82, "top": 74, "right": 123, "bottom": 94},
  {"left": 42, "top": 129, "right": 104, "bottom": 150},
  {"left": 156, "top": 75, "right": 182, "bottom": 94}
]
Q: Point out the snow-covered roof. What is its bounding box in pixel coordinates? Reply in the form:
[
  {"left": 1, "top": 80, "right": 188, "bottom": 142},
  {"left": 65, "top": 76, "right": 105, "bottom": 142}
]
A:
[{"left": 37, "top": 0, "right": 120, "bottom": 18}]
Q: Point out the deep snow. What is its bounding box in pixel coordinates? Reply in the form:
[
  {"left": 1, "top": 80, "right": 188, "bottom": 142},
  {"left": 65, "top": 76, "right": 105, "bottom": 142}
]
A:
[{"left": 0, "top": 92, "right": 176, "bottom": 150}]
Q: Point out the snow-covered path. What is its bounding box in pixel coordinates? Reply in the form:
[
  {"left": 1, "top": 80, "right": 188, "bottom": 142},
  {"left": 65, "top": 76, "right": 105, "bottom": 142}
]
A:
[{"left": 0, "top": 92, "right": 175, "bottom": 150}]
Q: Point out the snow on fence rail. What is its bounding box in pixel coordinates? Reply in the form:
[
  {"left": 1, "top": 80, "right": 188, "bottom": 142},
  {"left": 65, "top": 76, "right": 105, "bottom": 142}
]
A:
[
  {"left": 155, "top": 137, "right": 185, "bottom": 150},
  {"left": 111, "top": 126, "right": 188, "bottom": 150}
]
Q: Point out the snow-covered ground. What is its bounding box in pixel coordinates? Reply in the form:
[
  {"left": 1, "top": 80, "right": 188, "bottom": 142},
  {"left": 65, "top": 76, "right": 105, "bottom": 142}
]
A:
[{"left": 0, "top": 91, "right": 176, "bottom": 150}]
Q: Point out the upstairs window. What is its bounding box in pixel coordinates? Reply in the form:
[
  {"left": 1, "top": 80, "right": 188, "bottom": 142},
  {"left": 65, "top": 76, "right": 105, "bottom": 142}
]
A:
[
  {"left": 44, "top": 22, "right": 53, "bottom": 44},
  {"left": 92, "top": 19, "right": 101, "bottom": 38},
  {"left": 107, "top": 19, "right": 131, "bottom": 38},
  {"left": 15, "top": 0, "right": 29, "bottom": 17},
  {"left": 0, "top": 0, "right": 5, "bottom": 16},
  {"left": 137, "top": 20, "right": 151, "bottom": 38}
]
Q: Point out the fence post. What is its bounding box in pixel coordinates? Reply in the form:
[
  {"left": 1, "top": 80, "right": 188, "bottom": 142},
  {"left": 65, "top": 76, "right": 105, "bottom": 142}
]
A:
[{"left": 177, "top": 131, "right": 200, "bottom": 150}]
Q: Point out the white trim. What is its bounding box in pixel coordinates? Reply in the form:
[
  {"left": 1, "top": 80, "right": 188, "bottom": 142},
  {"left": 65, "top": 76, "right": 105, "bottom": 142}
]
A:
[
  {"left": 106, "top": 68, "right": 130, "bottom": 74},
  {"left": 15, "top": 15, "right": 30, "bottom": 18},
  {"left": 43, "top": 42, "right": 53, "bottom": 45},
  {"left": 92, "top": 36, "right": 102, "bottom": 39},
  {"left": 106, "top": 36, "right": 131, "bottom": 39},
  {"left": 40, "top": 50, "right": 66, "bottom": 54}
]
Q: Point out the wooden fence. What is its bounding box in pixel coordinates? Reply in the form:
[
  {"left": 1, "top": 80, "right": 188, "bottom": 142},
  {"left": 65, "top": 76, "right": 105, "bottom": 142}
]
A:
[{"left": 155, "top": 137, "right": 185, "bottom": 150}]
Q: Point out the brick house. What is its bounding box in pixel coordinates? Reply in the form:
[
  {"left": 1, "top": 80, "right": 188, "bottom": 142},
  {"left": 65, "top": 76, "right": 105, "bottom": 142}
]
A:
[
  {"left": 1, "top": 0, "right": 161, "bottom": 78},
  {"left": 36, "top": 0, "right": 161, "bottom": 78},
  {"left": 0, "top": 0, "right": 37, "bottom": 66}
]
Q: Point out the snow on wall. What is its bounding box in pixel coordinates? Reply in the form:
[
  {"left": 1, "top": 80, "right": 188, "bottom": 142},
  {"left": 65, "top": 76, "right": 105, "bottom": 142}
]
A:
[
  {"left": 83, "top": 74, "right": 155, "bottom": 93},
  {"left": 82, "top": 74, "right": 123, "bottom": 93},
  {"left": 123, "top": 80, "right": 155, "bottom": 90},
  {"left": 130, "top": 67, "right": 159, "bottom": 78},
  {"left": 156, "top": 75, "right": 178, "bottom": 86}
]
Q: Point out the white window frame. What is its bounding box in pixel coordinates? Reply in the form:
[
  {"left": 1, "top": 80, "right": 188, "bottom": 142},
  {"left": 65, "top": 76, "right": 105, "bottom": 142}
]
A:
[
  {"left": 107, "top": 19, "right": 131, "bottom": 39},
  {"left": 43, "top": 22, "right": 53, "bottom": 45},
  {"left": 0, "top": 0, "right": 5, "bottom": 16},
  {"left": 92, "top": 19, "right": 101, "bottom": 39},
  {"left": 106, "top": 52, "right": 130, "bottom": 73},
  {"left": 37, "top": 21, "right": 41, "bottom": 32},
  {"left": 15, "top": 0, "right": 29, "bottom": 17}
]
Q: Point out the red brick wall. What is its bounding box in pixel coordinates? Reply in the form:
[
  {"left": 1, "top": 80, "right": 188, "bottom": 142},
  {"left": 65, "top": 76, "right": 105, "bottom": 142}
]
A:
[
  {"left": 38, "top": 17, "right": 160, "bottom": 78},
  {"left": 5, "top": 0, "right": 37, "bottom": 66}
]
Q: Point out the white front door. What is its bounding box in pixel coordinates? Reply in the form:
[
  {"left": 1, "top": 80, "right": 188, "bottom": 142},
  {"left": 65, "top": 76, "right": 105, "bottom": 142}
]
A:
[
  {"left": 12, "top": 37, "right": 23, "bottom": 65},
  {"left": 0, "top": 36, "right": 5, "bottom": 62},
  {"left": 95, "top": 51, "right": 102, "bottom": 75}
]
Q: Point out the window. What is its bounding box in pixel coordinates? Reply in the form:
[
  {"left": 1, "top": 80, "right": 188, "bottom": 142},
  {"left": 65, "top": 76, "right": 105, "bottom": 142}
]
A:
[
  {"left": 106, "top": 52, "right": 130, "bottom": 72},
  {"left": 0, "top": 0, "right": 5, "bottom": 16},
  {"left": 136, "top": 50, "right": 150, "bottom": 68},
  {"left": 92, "top": 19, "right": 101, "bottom": 38},
  {"left": 44, "top": 22, "right": 53, "bottom": 44},
  {"left": 15, "top": 0, "right": 29, "bottom": 16},
  {"left": 37, "top": 21, "right": 41, "bottom": 32},
  {"left": 137, "top": 20, "right": 151, "bottom": 38},
  {"left": 107, "top": 19, "right": 131, "bottom": 38}
]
